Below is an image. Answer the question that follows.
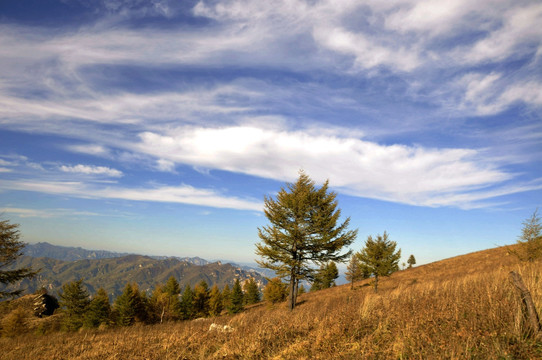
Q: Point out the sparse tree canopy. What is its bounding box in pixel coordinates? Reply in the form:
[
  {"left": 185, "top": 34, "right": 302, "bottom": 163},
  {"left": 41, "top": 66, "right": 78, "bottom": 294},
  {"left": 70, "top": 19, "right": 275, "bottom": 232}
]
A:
[
  {"left": 0, "top": 219, "right": 37, "bottom": 299},
  {"left": 358, "top": 232, "right": 401, "bottom": 293},
  {"left": 345, "top": 254, "right": 369, "bottom": 290},
  {"left": 407, "top": 254, "right": 416, "bottom": 268},
  {"left": 311, "top": 261, "right": 339, "bottom": 291},
  {"left": 515, "top": 210, "right": 542, "bottom": 262},
  {"left": 255, "top": 171, "right": 357, "bottom": 310}
]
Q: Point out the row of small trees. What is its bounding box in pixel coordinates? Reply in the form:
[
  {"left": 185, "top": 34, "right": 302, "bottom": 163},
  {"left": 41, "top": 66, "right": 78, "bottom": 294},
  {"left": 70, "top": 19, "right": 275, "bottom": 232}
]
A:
[{"left": 58, "top": 276, "right": 264, "bottom": 331}]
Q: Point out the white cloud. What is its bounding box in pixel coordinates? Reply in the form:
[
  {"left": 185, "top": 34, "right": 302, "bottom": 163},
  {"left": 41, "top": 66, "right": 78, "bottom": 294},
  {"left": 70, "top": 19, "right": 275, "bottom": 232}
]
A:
[
  {"left": 0, "top": 179, "right": 262, "bottom": 211},
  {"left": 0, "top": 0, "right": 540, "bottom": 123},
  {"left": 67, "top": 144, "right": 110, "bottom": 156},
  {"left": 132, "top": 124, "right": 518, "bottom": 208},
  {"left": 1, "top": 207, "right": 101, "bottom": 218},
  {"left": 464, "top": 3, "right": 542, "bottom": 64},
  {"left": 155, "top": 159, "right": 176, "bottom": 172},
  {"left": 0, "top": 0, "right": 540, "bottom": 212},
  {"left": 60, "top": 164, "right": 123, "bottom": 177},
  {"left": 455, "top": 72, "right": 542, "bottom": 115}
]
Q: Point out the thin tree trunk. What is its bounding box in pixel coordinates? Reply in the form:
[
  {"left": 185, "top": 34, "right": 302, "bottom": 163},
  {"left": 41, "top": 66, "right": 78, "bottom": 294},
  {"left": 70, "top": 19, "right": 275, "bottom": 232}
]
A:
[
  {"left": 374, "top": 274, "right": 379, "bottom": 293},
  {"left": 288, "top": 271, "right": 296, "bottom": 310},
  {"left": 293, "top": 278, "right": 299, "bottom": 302}
]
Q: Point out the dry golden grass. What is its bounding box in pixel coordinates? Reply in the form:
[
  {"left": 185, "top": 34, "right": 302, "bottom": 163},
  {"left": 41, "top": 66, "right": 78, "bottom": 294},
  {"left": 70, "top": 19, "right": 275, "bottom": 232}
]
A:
[{"left": 1, "top": 245, "right": 541, "bottom": 359}]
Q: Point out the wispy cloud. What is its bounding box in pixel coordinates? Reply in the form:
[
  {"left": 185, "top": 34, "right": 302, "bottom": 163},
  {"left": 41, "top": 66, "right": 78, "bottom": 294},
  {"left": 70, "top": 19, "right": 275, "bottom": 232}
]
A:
[
  {"left": 0, "top": 0, "right": 540, "bottom": 211},
  {"left": 0, "top": 179, "right": 262, "bottom": 211},
  {"left": 1, "top": 207, "right": 102, "bottom": 218},
  {"left": 60, "top": 164, "right": 123, "bottom": 177}
]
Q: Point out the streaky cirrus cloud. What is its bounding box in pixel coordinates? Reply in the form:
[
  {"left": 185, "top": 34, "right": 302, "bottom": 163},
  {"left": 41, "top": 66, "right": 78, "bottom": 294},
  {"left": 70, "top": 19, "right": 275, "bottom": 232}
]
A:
[
  {"left": 0, "top": 207, "right": 102, "bottom": 218},
  {"left": 0, "top": 179, "right": 262, "bottom": 212},
  {"left": 0, "top": 0, "right": 540, "bottom": 213},
  {"left": 60, "top": 164, "right": 123, "bottom": 177}
]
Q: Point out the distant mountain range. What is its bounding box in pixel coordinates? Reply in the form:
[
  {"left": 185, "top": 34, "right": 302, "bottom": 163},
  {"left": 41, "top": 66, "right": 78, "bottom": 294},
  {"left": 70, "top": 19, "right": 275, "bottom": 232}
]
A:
[
  {"left": 0, "top": 242, "right": 268, "bottom": 300},
  {"left": 23, "top": 242, "right": 209, "bottom": 265}
]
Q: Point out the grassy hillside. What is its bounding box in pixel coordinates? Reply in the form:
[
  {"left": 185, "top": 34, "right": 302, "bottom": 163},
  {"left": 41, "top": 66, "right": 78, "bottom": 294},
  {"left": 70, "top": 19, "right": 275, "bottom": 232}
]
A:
[
  {"left": 1, "top": 255, "right": 266, "bottom": 298},
  {"left": 1, "top": 245, "right": 541, "bottom": 359}
]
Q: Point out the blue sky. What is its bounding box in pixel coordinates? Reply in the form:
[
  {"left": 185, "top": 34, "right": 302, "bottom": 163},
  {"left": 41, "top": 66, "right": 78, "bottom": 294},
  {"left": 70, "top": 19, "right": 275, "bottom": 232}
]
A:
[{"left": 0, "top": 0, "right": 541, "bottom": 266}]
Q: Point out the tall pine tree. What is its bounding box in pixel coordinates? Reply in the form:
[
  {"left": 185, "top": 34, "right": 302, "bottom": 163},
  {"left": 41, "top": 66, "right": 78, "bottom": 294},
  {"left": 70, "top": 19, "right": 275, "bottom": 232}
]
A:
[{"left": 255, "top": 171, "right": 357, "bottom": 310}]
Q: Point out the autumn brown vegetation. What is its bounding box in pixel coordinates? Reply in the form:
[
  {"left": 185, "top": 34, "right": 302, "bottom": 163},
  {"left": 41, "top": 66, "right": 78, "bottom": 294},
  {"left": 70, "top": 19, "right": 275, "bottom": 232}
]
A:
[{"left": 1, "top": 245, "right": 541, "bottom": 359}]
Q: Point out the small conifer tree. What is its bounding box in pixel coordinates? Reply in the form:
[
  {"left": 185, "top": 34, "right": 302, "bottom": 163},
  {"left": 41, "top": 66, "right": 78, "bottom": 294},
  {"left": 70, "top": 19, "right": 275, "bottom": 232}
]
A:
[
  {"left": 208, "top": 285, "right": 223, "bottom": 316},
  {"left": 59, "top": 279, "right": 90, "bottom": 331},
  {"left": 358, "top": 232, "right": 401, "bottom": 293},
  {"left": 221, "top": 284, "right": 232, "bottom": 312},
  {"left": 193, "top": 280, "right": 210, "bottom": 317},
  {"left": 515, "top": 210, "right": 542, "bottom": 262},
  {"left": 311, "top": 262, "right": 339, "bottom": 291},
  {"left": 407, "top": 254, "right": 416, "bottom": 268},
  {"left": 345, "top": 254, "right": 365, "bottom": 290},
  {"left": 114, "top": 283, "right": 148, "bottom": 326},
  {"left": 243, "top": 278, "right": 261, "bottom": 305},
  {"left": 263, "top": 277, "right": 287, "bottom": 306},
  {"left": 163, "top": 276, "right": 182, "bottom": 296},
  {"left": 84, "top": 288, "right": 111, "bottom": 328},
  {"left": 180, "top": 285, "right": 194, "bottom": 320},
  {"left": 229, "top": 278, "right": 244, "bottom": 314}
]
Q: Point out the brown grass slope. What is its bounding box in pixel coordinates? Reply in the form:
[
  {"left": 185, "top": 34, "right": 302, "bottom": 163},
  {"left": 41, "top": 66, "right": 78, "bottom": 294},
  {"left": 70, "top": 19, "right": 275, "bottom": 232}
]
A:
[{"left": 1, "top": 245, "right": 541, "bottom": 359}]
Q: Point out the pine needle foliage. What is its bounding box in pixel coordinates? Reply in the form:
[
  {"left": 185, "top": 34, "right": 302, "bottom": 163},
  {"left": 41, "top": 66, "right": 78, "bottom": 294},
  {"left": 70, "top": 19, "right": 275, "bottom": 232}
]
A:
[
  {"left": 0, "top": 219, "right": 37, "bottom": 299},
  {"left": 255, "top": 171, "right": 357, "bottom": 310},
  {"left": 311, "top": 261, "right": 339, "bottom": 291},
  {"left": 407, "top": 254, "right": 416, "bottom": 268},
  {"left": 193, "top": 280, "right": 210, "bottom": 318},
  {"left": 59, "top": 279, "right": 90, "bottom": 331},
  {"left": 208, "top": 285, "right": 223, "bottom": 316},
  {"left": 179, "top": 285, "right": 194, "bottom": 320},
  {"left": 229, "top": 278, "right": 244, "bottom": 314},
  {"left": 358, "top": 231, "right": 401, "bottom": 293},
  {"left": 345, "top": 254, "right": 369, "bottom": 290},
  {"left": 84, "top": 288, "right": 111, "bottom": 328},
  {"left": 263, "top": 277, "right": 287, "bottom": 305},
  {"left": 243, "top": 278, "right": 261, "bottom": 305},
  {"left": 515, "top": 210, "right": 542, "bottom": 262}
]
